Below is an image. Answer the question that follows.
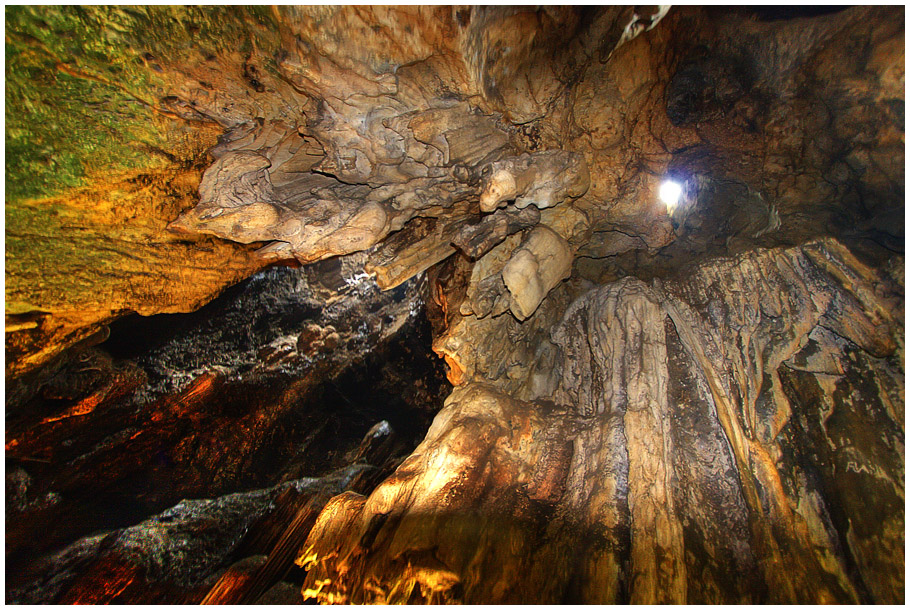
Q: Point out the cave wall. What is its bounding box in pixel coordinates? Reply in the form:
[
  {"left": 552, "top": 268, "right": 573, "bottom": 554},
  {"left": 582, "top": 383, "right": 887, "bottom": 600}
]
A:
[
  {"left": 5, "top": 5, "right": 904, "bottom": 605},
  {"left": 298, "top": 239, "right": 903, "bottom": 604},
  {"left": 6, "top": 263, "right": 451, "bottom": 603}
]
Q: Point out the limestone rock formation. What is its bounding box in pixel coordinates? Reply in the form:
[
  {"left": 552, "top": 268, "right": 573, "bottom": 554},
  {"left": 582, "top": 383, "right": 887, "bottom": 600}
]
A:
[
  {"left": 5, "top": 5, "right": 904, "bottom": 606},
  {"left": 502, "top": 225, "right": 574, "bottom": 320},
  {"left": 299, "top": 240, "right": 903, "bottom": 604},
  {"left": 479, "top": 151, "right": 590, "bottom": 212}
]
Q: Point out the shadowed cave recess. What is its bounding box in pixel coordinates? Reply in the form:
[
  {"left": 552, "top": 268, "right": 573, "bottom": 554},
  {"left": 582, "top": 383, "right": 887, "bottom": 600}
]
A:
[{"left": 4, "top": 5, "right": 904, "bottom": 605}]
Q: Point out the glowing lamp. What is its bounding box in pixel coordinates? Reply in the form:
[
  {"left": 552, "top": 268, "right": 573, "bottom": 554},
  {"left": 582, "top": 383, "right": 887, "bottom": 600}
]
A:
[{"left": 659, "top": 180, "right": 683, "bottom": 208}]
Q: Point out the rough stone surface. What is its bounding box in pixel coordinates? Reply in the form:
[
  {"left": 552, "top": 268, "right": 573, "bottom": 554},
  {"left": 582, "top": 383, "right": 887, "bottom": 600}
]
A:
[
  {"left": 4, "top": 5, "right": 904, "bottom": 606},
  {"left": 299, "top": 240, "right": 903, "bottom": 604},
  {"left": 8, "top": 469, "right": 358, "bottom": 604},
  {"left": 502, "top": 225, "right": 574, "bottom": 320},
  {"left": 5, "top": 265, "right": 450, "bottom": 597},
  {"left": 478, "top": 151, "right": 590, "bottom": 212},
  {"left": 7, "top": 6, "right": 661, "bottom": 376}
]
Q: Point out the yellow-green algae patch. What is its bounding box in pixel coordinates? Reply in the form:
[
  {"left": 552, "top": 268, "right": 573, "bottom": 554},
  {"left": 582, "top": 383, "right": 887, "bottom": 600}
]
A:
[
  {"left": 5, "top": 5, "right": 279, "bottom": 202},
  {"left": 5, "top": 6, "right": 282, "bottom": 376}
]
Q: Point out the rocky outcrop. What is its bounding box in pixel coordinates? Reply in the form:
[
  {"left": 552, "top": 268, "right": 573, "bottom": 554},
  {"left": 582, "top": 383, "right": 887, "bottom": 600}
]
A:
[
  {"left": 4, "top": 162, "right": 267, "bottom": 379},
  {"left": 298, "top": 239, "right": 903, "bottom": 604},
  {"left": 9, "top": 455, "right": 393, "bottom": 604},
  {"left": 5, "top": 265, "right": 450, "bottom": 598},
  {"left": 4, "top": 6, "right": 661, "bottom": 374},
  {"left": 10, "top": 477, "right": 328, "bottom": 604},
  {"left": 478, "top": 151, "right": 590, "bottom": 212},
  {"left": 501, "top": 225, "right": 574, "bottom": 320}
]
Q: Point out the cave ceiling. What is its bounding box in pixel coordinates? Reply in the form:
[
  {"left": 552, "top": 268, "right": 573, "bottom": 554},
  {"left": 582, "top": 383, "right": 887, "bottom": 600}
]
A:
[{"left": 6, "top": 5, "right": 902, "bottom": 377}]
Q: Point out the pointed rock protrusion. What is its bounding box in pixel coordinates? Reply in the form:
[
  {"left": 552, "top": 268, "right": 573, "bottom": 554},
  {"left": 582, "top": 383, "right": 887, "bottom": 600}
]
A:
[
  {"left": 479, "top": 151, "right": 590, "bottom": 213},
  {"left": 502, "top": 225, "right": 573, "bottom": 320}
]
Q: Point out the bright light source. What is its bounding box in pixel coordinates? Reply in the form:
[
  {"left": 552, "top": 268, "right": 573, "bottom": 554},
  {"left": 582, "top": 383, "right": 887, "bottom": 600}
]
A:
[{"left": 659, "top": 180, "right": 683, "bottom": 207}]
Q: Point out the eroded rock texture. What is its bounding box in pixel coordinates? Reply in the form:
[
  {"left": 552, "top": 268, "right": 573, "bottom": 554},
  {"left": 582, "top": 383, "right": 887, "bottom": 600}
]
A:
[
  {"left": 300, "top": 240, "right": 903, "bottom": 604},
  {"left": 7, "top": 6, "right": 903, "bottom": 369},
  {"left": 5, "top": 5, "right": 904, "bottom": 606},
  {"left": 6, "top": 265, "right": 450, "bottom": 603},
  {"left": 7, "top": 5, "right": 665, "bottom": 375}
]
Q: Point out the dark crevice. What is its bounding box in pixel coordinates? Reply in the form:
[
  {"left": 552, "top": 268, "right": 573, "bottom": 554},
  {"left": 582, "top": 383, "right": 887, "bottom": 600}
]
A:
[{"left": 6, "top": 267, "right": 451, "bottom": 600}]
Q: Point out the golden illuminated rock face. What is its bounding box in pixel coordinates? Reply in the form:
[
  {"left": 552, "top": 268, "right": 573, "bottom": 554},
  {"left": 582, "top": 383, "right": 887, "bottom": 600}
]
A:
[
  {"left": 299, "top": 240, "right": 903, "bottom": 604},
  {"left": 5, "top": 5, "right": 904, "bottom": 605}
]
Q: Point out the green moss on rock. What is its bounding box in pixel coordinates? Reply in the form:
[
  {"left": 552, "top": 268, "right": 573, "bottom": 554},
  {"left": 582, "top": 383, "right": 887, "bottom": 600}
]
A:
[{"left": 5, "top": 5, "right": 280, "bottom": 203}]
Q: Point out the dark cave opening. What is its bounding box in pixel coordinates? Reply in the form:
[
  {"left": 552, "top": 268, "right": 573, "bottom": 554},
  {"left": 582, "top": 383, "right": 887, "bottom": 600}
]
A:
[{"left": 6, "top": 266, "right": 451, "bottom": 600}]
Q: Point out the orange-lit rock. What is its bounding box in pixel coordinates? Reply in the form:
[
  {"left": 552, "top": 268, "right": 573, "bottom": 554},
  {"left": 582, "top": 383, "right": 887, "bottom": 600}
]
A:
[{"left": 299, "top": 240, "right": 903, "bottom": 604}]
